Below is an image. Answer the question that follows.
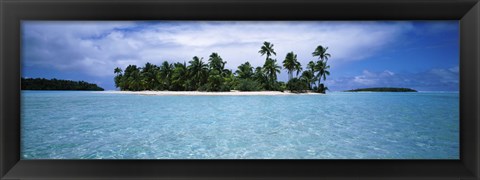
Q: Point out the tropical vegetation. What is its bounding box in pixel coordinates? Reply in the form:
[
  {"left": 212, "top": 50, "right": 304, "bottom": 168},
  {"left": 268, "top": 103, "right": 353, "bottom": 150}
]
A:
[
  {"left": 21, "top": 78, "right": 104, "bottom": 91},
  {"left": 114, "top": 42, "right": 333, "bottom": 93},
  {"left": 345, "top": 87, "right": 417, "bottom": 92}
]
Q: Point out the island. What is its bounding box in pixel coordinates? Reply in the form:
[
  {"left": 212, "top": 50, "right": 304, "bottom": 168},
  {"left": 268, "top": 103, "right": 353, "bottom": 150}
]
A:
[
  {"left": 113, "top": 42, "right": 333, "bottom": 94},
  {"left": 21, "top": 78, "right": 104, "bottom": 91},
  {"left": 345, "top": 87, "right": 417, "bottom": 92}
]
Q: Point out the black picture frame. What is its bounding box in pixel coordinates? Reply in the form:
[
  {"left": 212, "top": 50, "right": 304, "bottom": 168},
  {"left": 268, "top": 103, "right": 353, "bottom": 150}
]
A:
[{"left": 1, "top": 0, "right": 479, "bottom": 179}]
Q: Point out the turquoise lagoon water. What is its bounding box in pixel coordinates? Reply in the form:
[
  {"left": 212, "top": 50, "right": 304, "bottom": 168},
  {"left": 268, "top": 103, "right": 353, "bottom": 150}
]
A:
[{"left": 21, "top": 91, "right": 459, "bottom": 159}]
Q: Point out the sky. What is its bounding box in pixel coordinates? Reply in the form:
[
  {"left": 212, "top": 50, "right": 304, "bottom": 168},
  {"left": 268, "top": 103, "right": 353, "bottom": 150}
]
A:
[{"left": 21, "top": 21, "right": 459, "bottom": 91}]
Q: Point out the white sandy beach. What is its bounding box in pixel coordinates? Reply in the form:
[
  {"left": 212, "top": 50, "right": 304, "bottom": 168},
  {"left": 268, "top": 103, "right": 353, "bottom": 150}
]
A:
[{"left": 100, "top": 90, "right": 323, "bottom": 96}]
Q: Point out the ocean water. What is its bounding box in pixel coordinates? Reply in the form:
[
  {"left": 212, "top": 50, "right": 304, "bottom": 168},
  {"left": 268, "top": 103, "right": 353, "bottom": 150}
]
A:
[{"left": 21, "top": 91, "right": 459, "bottom": 159}]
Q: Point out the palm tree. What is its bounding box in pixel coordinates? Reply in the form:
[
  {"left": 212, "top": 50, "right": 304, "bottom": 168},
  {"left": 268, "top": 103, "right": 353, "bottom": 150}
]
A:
[
  {"left": 129, "top": 70, "right": 142, "bottom": 91},
  {"left": 316, "top": 60, "right": 330, "bottom": 81},
  {"left": 171, "top": 62, "right": 188, "bottom": 91},
  {"left": 300, "top": 70, "right": 315, "bottom": 90},
  {"left": 235, "top": 62, "right": 254, "bottom": 79},
  {"left": 158, "top": 61, "right": 173, "bottom": 90},
  {"left": 294, "top": 62, "right": 302, "bottom": 78},
  {"left": 207, "top": 69, "right": 223, "bottom": 91},
  {"left": 315, "top": 60, "right": 330, "bottom": 92},
  {"left": 222, "top": 70, "right": 236, "bottom": 90},
  {"left": 113, "top": 67, "right": 123, "bottom": 89},
  {"left": 253, "top": 66, "right": 267, "bottom": 87},
  {"left": 307, "top": 61, "right": 316, "bottom": 74},
  {"left": 114, "top": 67, "right": 123, "bottom": 75},
  {"left": 312, "top": 46, "right": 331, "bottom": 91},
  {"left": 312, "top": 45, "right": 331, "bottom": 62},
  {"left": 283, "top": 52, "right": 302, "bottom": 81},
  {"left": 141, "top": 62, "right": 158, "bottom": 90},
  {"left": 258, "top": 41, "right": 276, "bottom": 61},
  {"left": 306, "top": 61, "right": 317, "bottom": 88},
  {"left": 263, "top": 58, "right": 281, "bottom": 90},
  {"left": 123, "top": 65, "right": 142, "bottom": 91},
  {"left": 188, "top": 56, "right": 209, "bottom": 90},
  {"left": 208, "top": 52, "right": 225, "bottom": 72}
]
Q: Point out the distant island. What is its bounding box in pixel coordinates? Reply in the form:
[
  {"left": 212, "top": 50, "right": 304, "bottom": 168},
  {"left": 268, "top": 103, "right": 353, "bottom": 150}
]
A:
[
  {"left": 22, "top": 78, "right": 104, "bottom": 91},
  {"left": 345, "top": 87, "right": 417, "bottom": 92}
]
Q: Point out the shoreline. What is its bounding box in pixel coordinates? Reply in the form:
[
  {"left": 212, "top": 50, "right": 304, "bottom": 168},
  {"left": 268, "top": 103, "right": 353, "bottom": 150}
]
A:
[{"left": 99, "top": 90, "right": 324, "bottom": 96}]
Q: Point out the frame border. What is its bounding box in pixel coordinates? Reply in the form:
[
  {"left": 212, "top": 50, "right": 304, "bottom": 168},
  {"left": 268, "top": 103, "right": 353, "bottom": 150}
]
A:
[{"left": 1, "top": 0, "right": 479, "bottom": 179}]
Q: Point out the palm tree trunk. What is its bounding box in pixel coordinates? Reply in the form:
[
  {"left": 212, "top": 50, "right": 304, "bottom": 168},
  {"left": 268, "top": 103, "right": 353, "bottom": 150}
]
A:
[{"left": 318, "top": 75, "right": 321, "bottom": 89}]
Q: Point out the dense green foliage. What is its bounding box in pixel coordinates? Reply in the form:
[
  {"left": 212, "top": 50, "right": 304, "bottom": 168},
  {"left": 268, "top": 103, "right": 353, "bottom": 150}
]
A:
[
  {"left": 21, "top": 78, "right": 104, "bottom": 91},
  {"left": 345, "top": 87, "right": 417, "bottom": 92},
  {"left": 235, "top": 79, "right": 264, "bottom": 91},
  {"left": 286, "top": 78, "right": 308, "bottom": 93},
  {"left": 114, "top": 42, "right": 333, "bottom": 93}
]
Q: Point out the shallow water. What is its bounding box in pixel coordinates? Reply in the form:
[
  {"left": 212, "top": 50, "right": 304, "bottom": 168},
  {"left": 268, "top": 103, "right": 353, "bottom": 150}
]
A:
[{"left": 21, "top": 91, "right": 459, "bottom": 159}]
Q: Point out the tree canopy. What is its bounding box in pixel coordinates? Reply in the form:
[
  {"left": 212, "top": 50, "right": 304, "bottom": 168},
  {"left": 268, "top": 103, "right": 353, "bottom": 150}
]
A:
[
  {"left": 345, "top": 87, "right": 417, "bottom": 92},
  {"left": 114, "top": 42, "right": 333, "bottom": 93},
  {"left": 22, "top": 78, "right": 104, "bottom": 91}
]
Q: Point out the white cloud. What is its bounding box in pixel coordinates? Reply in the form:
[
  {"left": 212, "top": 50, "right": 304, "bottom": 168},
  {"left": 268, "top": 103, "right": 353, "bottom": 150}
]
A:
[
  {"left": 352, "top": 70, "right": 396, "bottom": 85},
  {"left": 326, "top": 66, "right": 459, "bottom": 91},
  {"left": 448, "top": 66, "right": 459, "bottom": 73},
  {"left": 22, "top": 21, "right": 414, "bottom": 79},
  {"left": 428, "top": 67, "right": 459, "bottom": 84}
]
